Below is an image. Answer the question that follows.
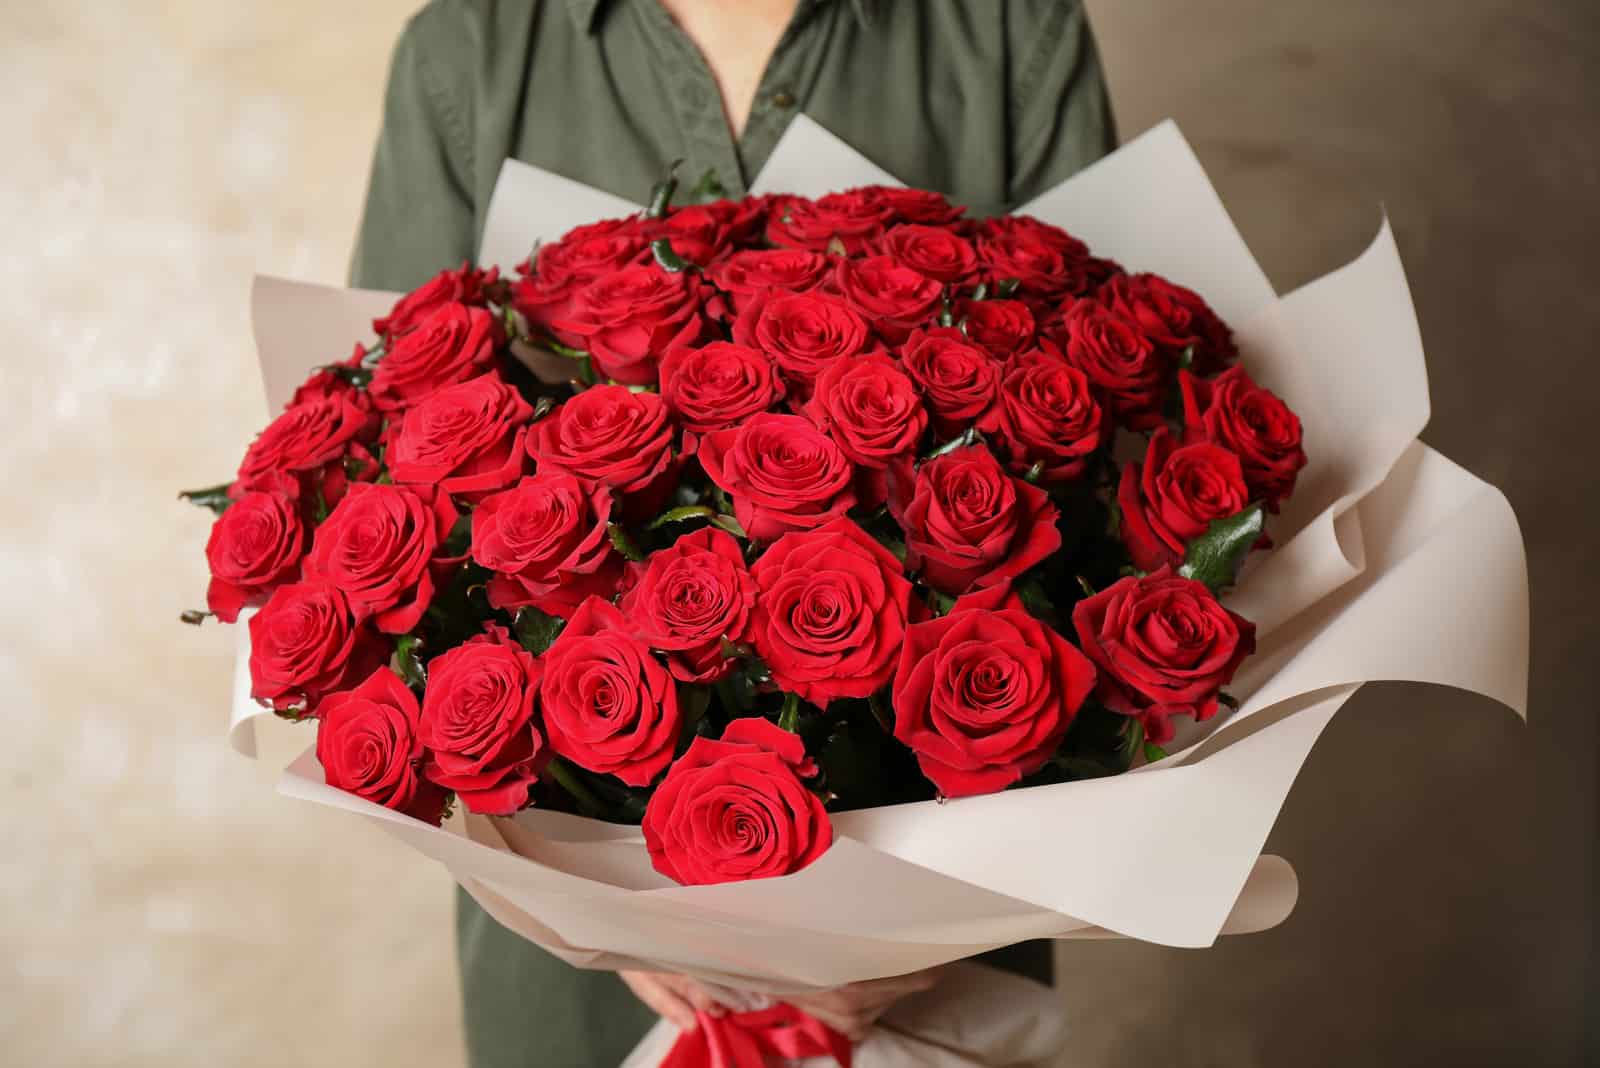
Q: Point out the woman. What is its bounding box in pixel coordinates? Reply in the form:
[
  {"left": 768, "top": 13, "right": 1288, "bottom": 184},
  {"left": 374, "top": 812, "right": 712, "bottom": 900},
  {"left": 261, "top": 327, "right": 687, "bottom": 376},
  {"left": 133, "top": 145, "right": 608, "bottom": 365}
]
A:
[{"left": 350, "top": 2, "right": 1116, "bottom": 1064}]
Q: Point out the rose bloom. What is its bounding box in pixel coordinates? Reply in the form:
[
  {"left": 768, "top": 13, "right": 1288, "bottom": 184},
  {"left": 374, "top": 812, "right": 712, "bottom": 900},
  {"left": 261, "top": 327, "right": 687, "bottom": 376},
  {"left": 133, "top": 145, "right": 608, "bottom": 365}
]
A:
[
  {"left": 471, "top": 472, "right": 622, "bottom": 618},
  {"left": 368, "top": 303, "right": 500, "bottom": 411},
  {"left": 868, "top": 185, "right": 965, "bottom": 225},
  {"left": 386, "top": 372, "right": 532, "bottom": 502},
  {"left": 893, "top": 587, "right": 1097, "bottom": 797},
  {"left": 876, "top": 224, "right": 979, "bottom": 284},
  {"left": 318, "top": 666, "right": 449, "bottom": 824},
  {"left": 731, "top": 291, "right": 876, "bottom": 401},
  {"left": 703, "top": 248, "right": 830, "bottom": 317},
  {"left": 373, "top": 262, "right": 497, "bottom": 338},
  {"left": 512, "top": 218, "right": 649, "bottom": 346},
  {"left": 698, "top": 413, "right": 857, "bottom": 542},
  {"left": 420, "top": 625, "right": 547, "bottom": 815},
  {"left": 540, "top": 597, "right": 681, "bottom": 787},
  {"left": 978, "top": 342, "right": 1107, "bottom": 483},
  {"left": 205, "top": 490, "right": 305, "bottom": 622},
  {"left": 833, "top": 254, "right": 944, "bottom": 344},
  {"left": 1072, "top": 567, "right": 1255, "bottom": 744},
  {"left": 898, "top": 327, "right": 1001, "bottom": 438},
  {"left": 1180, "top": 368, "right": 1306, "bottom": 511},
  {"left": 642, "top": 717, "right": 830, "bottom": 886},
  {"left": 1118, "top": 426, "right": 1251, "bottom": 572},
  {"left": 749, "top": 517, "right": 912, "bottom": 707},
  {"left": 892, "top": 446, "right": 1061, "bottom": 597},
  {"left": 1099, "top": 272, "right": 1237, "bottom": 375},
  {"left": 1057, "top": 300, "right": 1169, "bottom": 431},
  {"left": 526, "top": 383, "right": 676, "bottom": 509},
  {"left": 658, "top": 341, "right": 786, "bottom": 437},
  {"left": 290, "top": 343, "right": 367, "bottom": 406},
  {"left": 974, "top": 215, "right": 1094, "bottom": 302},
  {"left": 765, "top": 189, "right": 894, "bottom": 254},
  {"left": 641, "top": 198, "right": 765, "bottom": 267},
  {"left": 302, "top": 482, "right": 457, "bottom": 633},
  {"left": 247, "top": 580, "right": 385, "bottom": 711},
  {"left": 618, "top": 527, "right": 757, "bottom": 682},
  {"left": 549, "top": 264, "right": 708, "bottom": 385},
  {"left": 951, "top": 298, "right": 1036, "bottom": 359},
  {"left": 803, "top": 353, "right": 927, "bottom": 506},
  {"left": 234, "top": 392, "right": 379, "bottom": 508}
]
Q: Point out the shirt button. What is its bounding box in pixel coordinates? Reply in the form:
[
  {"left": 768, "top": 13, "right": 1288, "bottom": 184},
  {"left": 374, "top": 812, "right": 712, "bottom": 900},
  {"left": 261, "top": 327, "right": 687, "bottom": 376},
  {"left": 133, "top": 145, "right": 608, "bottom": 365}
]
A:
[{"left": 770, "top": 90, "right": 796, "bottom": 109}]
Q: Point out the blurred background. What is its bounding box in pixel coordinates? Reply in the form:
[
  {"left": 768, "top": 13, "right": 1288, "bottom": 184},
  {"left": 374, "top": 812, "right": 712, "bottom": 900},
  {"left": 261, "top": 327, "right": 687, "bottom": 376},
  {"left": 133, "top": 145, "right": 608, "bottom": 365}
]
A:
[{"left": 2, "top": 1, "right": 1594, "bottom": 1065}]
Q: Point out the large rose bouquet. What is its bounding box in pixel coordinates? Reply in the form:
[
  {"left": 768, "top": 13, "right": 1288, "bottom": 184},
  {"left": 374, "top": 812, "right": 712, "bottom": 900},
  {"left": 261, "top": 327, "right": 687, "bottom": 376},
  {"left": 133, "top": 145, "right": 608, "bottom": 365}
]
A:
[{"left": 186, "top": 167, "right": 1309, "bottom": 889}]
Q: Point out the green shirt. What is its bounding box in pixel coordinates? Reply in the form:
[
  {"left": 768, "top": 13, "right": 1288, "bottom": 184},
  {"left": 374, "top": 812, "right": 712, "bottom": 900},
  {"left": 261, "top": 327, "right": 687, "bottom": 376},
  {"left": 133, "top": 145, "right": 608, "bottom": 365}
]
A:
[{"left": 350, "top": 0, "right": 1116, "bottom": 292}]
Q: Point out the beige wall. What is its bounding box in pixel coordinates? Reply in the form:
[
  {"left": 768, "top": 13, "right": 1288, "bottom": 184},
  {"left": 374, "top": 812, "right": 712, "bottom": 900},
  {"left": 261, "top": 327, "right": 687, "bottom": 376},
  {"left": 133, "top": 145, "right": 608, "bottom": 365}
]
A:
[{"left": 4, "top": 2, "right": 1593, "bottom": 1066}]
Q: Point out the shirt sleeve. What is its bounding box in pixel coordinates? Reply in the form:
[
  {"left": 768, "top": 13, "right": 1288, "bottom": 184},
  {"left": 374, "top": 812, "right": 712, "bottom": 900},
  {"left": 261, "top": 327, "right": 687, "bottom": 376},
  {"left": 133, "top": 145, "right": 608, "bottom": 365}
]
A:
[
  {"left": 1005, "top": 0, "right": 1119, "bottom": 209},
  {"left": 348, "top": 9, "right": 477, "bottom": 291}
]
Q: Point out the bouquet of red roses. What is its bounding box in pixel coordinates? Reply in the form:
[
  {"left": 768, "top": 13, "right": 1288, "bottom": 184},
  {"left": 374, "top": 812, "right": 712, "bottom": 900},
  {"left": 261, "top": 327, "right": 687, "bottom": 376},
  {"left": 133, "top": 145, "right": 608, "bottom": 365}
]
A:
[{"left": 195, "top": 121, "right": 1526, "bottom": 1024}]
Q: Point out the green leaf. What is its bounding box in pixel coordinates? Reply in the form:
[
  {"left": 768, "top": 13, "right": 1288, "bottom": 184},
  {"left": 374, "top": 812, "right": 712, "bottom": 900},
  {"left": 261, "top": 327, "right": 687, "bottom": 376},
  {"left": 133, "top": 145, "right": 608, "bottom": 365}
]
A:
[
  {"left": 529, "top": 395, "right": 555, "bottom": 423},
  {"left": 393, "top": 634, "right": 427, "bottom": 688},
  {"left": 1143, "top": 741, "right": 1169, "bottom": 764},
  {"left": 320, "top": 362, "right": 373, "bottom": 389},
  {"left": 1022, "top": 460, "right": 1045, "bottom": 484},
  {"left": 1217, "top": 690, "right": 1240, "bottom": 711},
  {"left": 867, "top": 690, "right": 894, "bottom": 734},
  {"left": 921, "top": 426, "right": 979, "bottom": 464},
  {"left": 645, "top": 159, "right": 682, "bottom": 218},
  {"left": 650, "top": 238, "right": 693, "bottom": 273},
  {"left": 441, "top": 512, "right": 472, "bottom": 557},
  {"left": 1176, "top": 502, "right": 1264, "bottom": 592},
  {"left": 541, "top": 337, "right": 590, "bottom": 361},
  {"left": 646, "top": 505, "right": 716, "bottom": 530},
  {"left": 178, "top": 482, "right": 233, "bottom": 516},
  {"left": 969, "top": 282, "right": 989, "bottom": 302},
  {"left": 178, "top": 609, "right": 213, "bottom": 626},
  {"left": 926, "top": 590, "right": 957, "bottom": 616},
  {"left": 607, "top": 523, "right": 645, "bottom": 562},
  {"left": 825, "top": 236, "right": 848, "bottom": 258},
  {"left": 513, "top": 606, "right": 566, "bottom": 655},
  {"left": 995, "top": 278, "right": 1021, "bottom": 299},
  {"left": 1015, "top": 577, "right": 1059, "bottom": 624},
  {"left": 709, "top": 513, "right": 746, "bottom": 539},
  {"left": 545, "top": 755, "right": 606, "bottom": 818},
  {"left": 685, "top": 168, "right": 727, "bottom": 204},
  {"left": 1075, "top": 574, "right": 1096, "bottom": 599},
  {"left": 778, "top": 692, "right": 801, "bottom": 733},
  {"left": 1177, "top": 344, "right": 1196, "bottom": 371},
  {"left": 1119, "top": 717, "right": 1145, "bottom": 768}
]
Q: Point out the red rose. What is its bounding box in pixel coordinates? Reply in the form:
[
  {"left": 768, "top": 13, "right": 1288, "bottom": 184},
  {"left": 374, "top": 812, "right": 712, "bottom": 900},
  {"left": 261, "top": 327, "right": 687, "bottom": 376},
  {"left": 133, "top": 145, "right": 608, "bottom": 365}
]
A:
[
  {"left": 526, "top": 384, "right": 676, "bottom": 508},
  {"left": 731, "top": 291, "right": 875, "bottom": 401},
  {"left": 642, "top": 199, "right": 764, "bottom": 267},
  {"left": 419, "top": 625, "right": 547, "bottom": 815},
  {"left": 550, "top": 264, "right": 707, "bottom": 385},
  {"left": 234, "top": 393, "right": 379, "bottom": 507},
  {"left": 471, "top": 473, "right": 622, "bottom": 618},
  {"left": 974, "top": 216, "right": 1093, "bottom": 301},
  {"left": 290, "top": 343, "right": 367, "bottom": 406},
  {"left": 765, "top": 189, "right": 894, "bottom": 254},
  {"left": 642, "top": 717, "right": 830, "bottom": 886},
  {"left": 892, "top": 446, "right": 1061, "bottom": 596},
  {"left": 540, "top": 597, "right": 681, "bottom": 787},
  {"left": 368, "top": 303, "right": 500, "bottom": 411},
  {"left": 833, "top": 254, "right": 944, "bottom": 344},
  {"left": 898, "top": 327, "right": 1000, "bottom": 438},
  {"left": 374, "top": 262, "right": 497, "bottom": 338},
  {"left": 1100, "top": 272, "right": 1236, "bottom": 375},
  {"left": 513, "top": 218, "right": 649, "bottom": 347},
  {"left": 1058, "top": 300, "right": 1170, "bottom": 431},
  {"left": 893, "top": 590, "right": 1097, "bottom": 797},
  {"left": 1071, "top": 567, "right": 1255, "bottom": 744},
  {"left": 659, "top": 341, "right": 786, "bottom": 436},
  {"left": 868, "top": 186, "right": 964, "bottom": 225},
  {"left": 876, "top": 224, "right": 979, "bottom": 284},
  {"left": 205, "top": 490, "right": 306, "bottom": 623},
  {"left": 1180, "top": 368, "right": 1306, "bottom": 511},
  {"left": 698, "top": 413, "right": 857, "bottom": 542},
  {"left": 703, "top": 248, "right": 830, "bottom": 316},
  {"left": 619, "top": 527, "right": 756, "bottom": 682},
  {"left": 247, "top": 580, "right": 385, "bottom": 711},
  {"left": 387, "top": 373, "right": 531, "bottom": 502},
  {"left": 978, "top": 343, "right": 1107, "bottom": 483},
  {"left": 803, "top": 351, "right": 926, "bottom": 471},
  {"left": 951, "top": 298, "right": 1036, "bottom": 359},
  {"left": 302, "top": 482, "right": 457, "bottom": 634},
  {"left": 1118, "top": 426, "right": 1250, "bottom": 571},
  {"left": 317, "top": 666, "right": 448, "bottom": 824},
  {"left": 749, "top": 517, "right": 911, "bottom": 707}
]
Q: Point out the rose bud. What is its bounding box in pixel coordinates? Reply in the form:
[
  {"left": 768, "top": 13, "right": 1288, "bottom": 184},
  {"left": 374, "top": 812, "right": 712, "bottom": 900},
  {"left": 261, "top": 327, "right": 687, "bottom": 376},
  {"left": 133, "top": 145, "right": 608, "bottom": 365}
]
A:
[
  {"left": 204, "top": 490, "right": 306, "bottom": 623},
  {"left": 703, "top": 248, "right": 829, "bottom": 317},
  {"left": 302, "top": 482, "right": 457, "bottom": 634},
  {"left": 974, "top": 215, "right": 1095, "bottom": 302},
  {"left": 1057, "top": 300, "right": 1169, "bottom": 431},
  {"left": 978, "top": 342, "right": 1107, "bottom": 483},
  {"left": 618, "top": 527, "right": 757, "bottom": 683},
  {"left": 643, "top": 718, "right": 830, "bottom": 886},
  {"left": 234, "top": 393, "right": 380, "bottom": 509},
  {"left": 1099, "top": 272, "right": 1237, "bottom": 375},
  {"left": 373, "top": 261, "right": 497, "bottom": 338},
  {"left": 1179, "top": 368, "right": 1306, "bottom": 511},
  {"left": 512, "top": 218, "right": 649, "bottom": 347},
  {"left": 471, "top": 473, "right": 622, "bottom": 619},
  {"left": 368, "top": 303, "right": 500, "bottom": 412},
  {"left": 893, "top": 588, "right": 1097, "bottom": 797},
  {"left": 803, "top": 353, "right": 927, "bottom": 506},
  {"left": 833, "top": 254, "right": 944, "bottom": 345},
  {"left": 765, "top": 189, "right": 894, "bottom": 254},
  {"left": 697, "top": 413, "right": 857, "bottom": 542},
  {"left": 247, "top": 580, "right": 386, "bottom": 712},
  {"left": 1072, "top": 567, "right": 1255, "bottom": 744},
  {"left": 876, "top": 224, "right": 979, "bottom": 285},
  {"left": 386, "top": 372, "right": 532, "bottom": 503},
  {"left": 731, "top": 291, "right": 876, "bottom": 402},
  {"left": 658, "top": 341, "right": 786, "bottom": 437},
  {"left": 950, "top": 298, "right": 1036, "bottom": 359},
  {"left": 526, "top": 384, "right": 676, "bottom": 517},
  {"left": 898, "top": 327, "right": 1001, "bottom": 438},
  {"left": 1118, "top": 426, "right": 1251, "bottom": 572},
  {"left": 749, "top": 517, "right": 912, "bottom": 707},
  {"left": 549, "top": 264, "right": 708, "bottom": 385},
  {"left": 540, "top": 597, "right": 681, "bottom": 787},
  {"left": 317, "top": 666, "right": 449, "bottom": 824},
  {"left": 892, "top": 446, "right": 1061, "bottom": 597},
  {"left": 420, "top": 625, "right": 547, "bottom": 816}
]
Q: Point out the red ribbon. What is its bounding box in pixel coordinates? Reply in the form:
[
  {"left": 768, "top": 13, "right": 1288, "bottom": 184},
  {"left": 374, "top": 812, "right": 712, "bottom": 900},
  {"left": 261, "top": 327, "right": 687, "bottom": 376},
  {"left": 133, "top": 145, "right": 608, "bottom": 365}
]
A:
[{"left": 659, "top": 1004, "right": 853, "bottom": 1068}]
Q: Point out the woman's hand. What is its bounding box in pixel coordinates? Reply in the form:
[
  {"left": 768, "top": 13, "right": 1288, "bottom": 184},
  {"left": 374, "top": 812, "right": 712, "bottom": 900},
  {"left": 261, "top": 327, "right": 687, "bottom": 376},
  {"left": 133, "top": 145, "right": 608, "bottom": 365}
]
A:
[
  {"left": 782, "top": 968, "right": 945, "bottom": 1041},
  {"left": 618, "top": 970, "right": 728, "bottom": 1031}
]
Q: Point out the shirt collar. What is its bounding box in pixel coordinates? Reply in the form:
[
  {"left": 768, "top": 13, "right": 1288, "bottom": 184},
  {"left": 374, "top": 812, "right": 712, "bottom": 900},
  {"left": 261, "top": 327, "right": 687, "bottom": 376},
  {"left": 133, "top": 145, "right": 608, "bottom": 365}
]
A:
[{"left": 566, "top": 0, "right": 873, "bottom": 36}]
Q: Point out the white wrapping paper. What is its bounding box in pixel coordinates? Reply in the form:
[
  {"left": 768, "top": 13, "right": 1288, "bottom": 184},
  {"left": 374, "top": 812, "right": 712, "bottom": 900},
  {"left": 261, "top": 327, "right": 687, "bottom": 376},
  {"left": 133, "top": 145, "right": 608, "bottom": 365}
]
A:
[{"left": 231, "top": 119, "right": 1528, "bottom": 995}]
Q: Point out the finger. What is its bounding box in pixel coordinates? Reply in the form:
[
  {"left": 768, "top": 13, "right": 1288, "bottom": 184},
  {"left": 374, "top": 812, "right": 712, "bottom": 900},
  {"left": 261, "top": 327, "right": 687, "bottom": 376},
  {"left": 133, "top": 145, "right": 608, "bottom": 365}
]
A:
[
  {"left": 663, "top": 975, "right": 727, "bottom": 1017},
  {"left": 623, "top": 973, "right": 699, "bottom": 1032}
]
